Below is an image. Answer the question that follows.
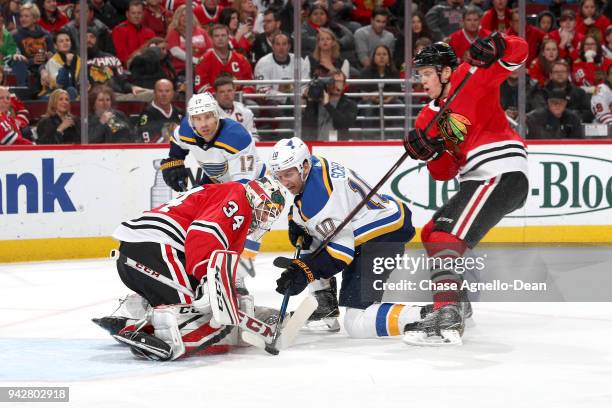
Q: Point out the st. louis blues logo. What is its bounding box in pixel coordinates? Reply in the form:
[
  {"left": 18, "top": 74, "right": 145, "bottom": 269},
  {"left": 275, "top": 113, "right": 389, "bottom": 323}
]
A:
[{"left": 437, "top": 110, "right": 471, "bottom": 145}]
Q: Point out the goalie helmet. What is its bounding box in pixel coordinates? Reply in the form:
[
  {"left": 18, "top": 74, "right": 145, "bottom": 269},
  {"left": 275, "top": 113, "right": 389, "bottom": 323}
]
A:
[
  {"left": 413, "top": 42, "right": 458, "bottom": 71},
  {"left": 187, "top": 92, "right": 220, "bottom": 130},
  {"left": 269, "top": 137, "right": 312, "bottom": 180},
  {"left": 244, "top": 177, "right": 286, "bottom": 241}
]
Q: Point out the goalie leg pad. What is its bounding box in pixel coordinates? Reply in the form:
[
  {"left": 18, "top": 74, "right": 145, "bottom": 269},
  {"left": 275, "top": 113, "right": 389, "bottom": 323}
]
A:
[{"left": 207, "top": 250, "right": 241, "bottom": 326}]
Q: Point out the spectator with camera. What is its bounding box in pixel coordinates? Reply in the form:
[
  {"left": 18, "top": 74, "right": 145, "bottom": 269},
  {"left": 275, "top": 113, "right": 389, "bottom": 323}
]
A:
[
  {"left": 526, "top": 87, "right": 583, "bottom": 139},
  {"left": 303, "top": 69, "right": 357, "bottom": 141}
]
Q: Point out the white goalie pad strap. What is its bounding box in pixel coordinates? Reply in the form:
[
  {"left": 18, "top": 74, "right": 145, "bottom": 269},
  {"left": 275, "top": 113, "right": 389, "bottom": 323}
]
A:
[
  {"left": 151, "top": 306, "right": 186, "bottom": 360},
  {"left": 115, "top": 293, "right": 150, "bottom": 319},
  {"left": 308, "top": 277, "right": 331, "bottom": 292},
  {"left": 207, "top": 250, "right": 241, "bottom": 326}
]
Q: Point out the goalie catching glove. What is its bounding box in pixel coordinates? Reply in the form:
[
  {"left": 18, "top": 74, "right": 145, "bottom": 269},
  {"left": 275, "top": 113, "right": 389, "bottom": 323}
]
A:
[
  {"left": 274, "top": 256, "right": 316, "bottom": 295},
  {"left": 403, "top": 128, "right": 445, "bottom": 161},
  {"left": 160, "top": 158, "right": 189, "bottom": 192},
  {"left": 466, "top": 32, "right": 506, "bottom": 68}
]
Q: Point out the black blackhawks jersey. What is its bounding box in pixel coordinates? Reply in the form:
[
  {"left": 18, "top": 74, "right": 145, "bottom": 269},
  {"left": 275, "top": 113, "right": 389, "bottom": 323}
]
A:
[{"left": 137, "top": 102, "right": 184, "bottom": 143}]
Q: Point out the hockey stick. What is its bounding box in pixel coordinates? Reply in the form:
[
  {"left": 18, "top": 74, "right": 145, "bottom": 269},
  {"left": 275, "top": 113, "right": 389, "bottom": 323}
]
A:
[
  {"left": 309, "top": 66, "right": 478, "bottom": 259},
  {"left": 265, "top": 239, "right": 304, "bottom": 355},
  {"left": 110, "top": 249, "right": 316, "bottom": 352}
]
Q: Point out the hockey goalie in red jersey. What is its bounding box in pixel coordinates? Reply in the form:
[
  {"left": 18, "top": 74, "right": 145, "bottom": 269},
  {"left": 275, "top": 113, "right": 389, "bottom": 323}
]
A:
[
  {"left": 402, "top": 34, "right": 530, "bottom": 345},
  {"left": 94, "top": 177, "right": 285, "bottom": 360}
]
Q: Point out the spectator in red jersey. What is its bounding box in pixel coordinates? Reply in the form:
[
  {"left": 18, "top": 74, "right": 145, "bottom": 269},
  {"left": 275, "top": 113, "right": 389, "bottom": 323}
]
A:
[
  {"left": 548, "top": 9, "right": 584, "bottom": 62},
  {"left": 576, "top": 0, "right": 610, "bottom": 42},
  {"left": 536, "top": 11, "right": 556, "bottom": 34},
  {"left": 572, "top": 33, "right": 606, "bottom": 89},
  {"left": 0, "top": 87, "right": 32, "bottom": 145},
  {"left": 507, "top": 8, "right": 545, "bottom": 66},
  {"left": 143, "top": 0, "right": 172, "bottom": 37},
  {"left": 481, "top": 0, "right": 512, "bottom": 33},
  {"left": 111, "top": 0, "right": 156, "bottom": 66},
  {"left": 448, "top": 6, "right": 490, "bottom": 64},
  {"left": 0, "top": 67, "right": 32, "bottom": 140},
  {"left": 166, "top": 4, "right": 212, "bottom": 77},
  {"left": 219, "top": 7, "right": 253, "bottom": 56},
  {"left": 350, "top": 0, "right": 395, "bottom": 26},
  {"left": 195, "top": 0, "right": 224, "bottom": 30},
  {"left": 36, "top": 0, "right": 69, "bottom": 33},
  {"left": 194, "top": 24, "right": 254, "bottom": 94},
  {"left": 529, "top": 38, "right": 561, "bottom": 86}
]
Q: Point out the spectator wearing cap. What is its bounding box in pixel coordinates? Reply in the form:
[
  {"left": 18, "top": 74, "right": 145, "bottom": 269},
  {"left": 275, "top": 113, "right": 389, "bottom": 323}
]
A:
[
  {"left": 425, "top": 0, "right": 466, "bottom": 42},
  {"left": 576, "top": 0, "right": 610, "bottom": 42},
  {"left": 531, "top": 60, "right": 593, "bottom": 122},
  {"left": 62, "top": 0, "right": 115, "bottom": 54},
  {"left": 448, "top": 6, "right": 490, "bottom": 64},
  {"left": 111, "top": 0, "right": 155, "bottom": 67},
  {"left": 506, "top": 8, "right": 545, "bottom": 66},
  {"left": 527, "top": 87, "right": 583, "bottom": 139},
  {"left": 548, "top": 9, "right": 584, "bottom": 62},
  {"left": 354, "top": 7, "right": 394, "bottom": 69},
  {"left": 481, "top": 0, "right": 512, "bottom": 33}
]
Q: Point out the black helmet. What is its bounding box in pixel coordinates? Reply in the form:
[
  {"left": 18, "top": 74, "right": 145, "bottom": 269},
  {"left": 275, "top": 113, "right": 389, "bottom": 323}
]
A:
[{"left": 414, "top": 42, "right": 458, "bottom": 70}]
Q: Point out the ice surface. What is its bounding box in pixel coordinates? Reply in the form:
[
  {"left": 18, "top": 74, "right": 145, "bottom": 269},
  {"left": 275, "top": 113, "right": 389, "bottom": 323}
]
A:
[{"left": 1, "top": 254, "right": 611, "bottom": 408}]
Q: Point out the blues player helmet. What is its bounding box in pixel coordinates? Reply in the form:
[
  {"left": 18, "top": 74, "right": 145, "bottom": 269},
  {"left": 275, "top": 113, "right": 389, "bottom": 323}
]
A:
[
  {"left": 187, "top": 92, "right": 219, "bottom": 129},
  {"left": 269, "top": 137, "right": 312, "bottom": 180},
  {"left": 413, "top": 42, "right": 459, "bottom": 71},
  {"left": 244, "top": 177, "right": 286, "bottom": 241}
]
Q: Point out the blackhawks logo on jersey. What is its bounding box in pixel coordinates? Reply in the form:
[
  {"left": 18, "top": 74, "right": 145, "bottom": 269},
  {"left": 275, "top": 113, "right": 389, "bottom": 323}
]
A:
[{"left": 437, "top": 110, "right": 471, "bottom": 145}]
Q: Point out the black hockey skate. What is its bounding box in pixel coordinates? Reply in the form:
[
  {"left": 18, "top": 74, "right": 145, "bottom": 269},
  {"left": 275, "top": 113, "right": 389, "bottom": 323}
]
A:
[
  {"left": 92, "top": 316, "right": 129, "bottom": 336},
  {"left": 304, "top": 277, "right": 340, "bottom": 332},
  {"left": 113, "top": 330, "right": 173, "bottom": 361},
  {"left": 403, "top": 304, "right": 464, "bottom": 346}
]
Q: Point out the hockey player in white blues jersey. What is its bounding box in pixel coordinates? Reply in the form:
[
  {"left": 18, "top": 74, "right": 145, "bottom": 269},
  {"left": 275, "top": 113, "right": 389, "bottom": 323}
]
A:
[
  {"left": 159, "top": 92, "right": 266, "bottom": 289},
  {"left": 269, "top": 138, "right": 426, "bottom": 338}
]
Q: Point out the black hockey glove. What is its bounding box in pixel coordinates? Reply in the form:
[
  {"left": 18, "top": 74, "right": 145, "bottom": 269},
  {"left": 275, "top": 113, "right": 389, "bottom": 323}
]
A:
[
  {"left": 466, "top": 32, "right": 506, "bottom": 68},
  {"left": 274, "top": 256, "right": 316, "bottom": 296},
  {"left": 403, "top": 128, "right": 445, "bottom": 161},
  {"left": 160, "top": 158, "right": 189, "bottom": 192},
  {"left": 288, "top": 218, "right": 313, "bottom": 250}
]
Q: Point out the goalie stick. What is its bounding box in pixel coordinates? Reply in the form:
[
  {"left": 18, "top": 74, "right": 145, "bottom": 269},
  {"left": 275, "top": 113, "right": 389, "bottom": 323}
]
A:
[{"left": 110, "top": 249, "right": 316, "bottom": 353}]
